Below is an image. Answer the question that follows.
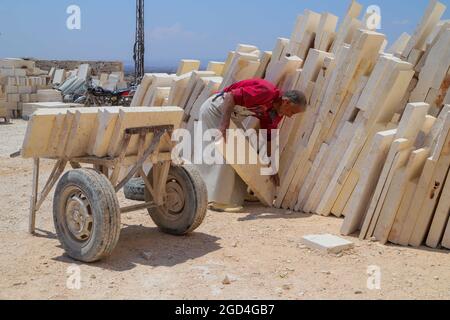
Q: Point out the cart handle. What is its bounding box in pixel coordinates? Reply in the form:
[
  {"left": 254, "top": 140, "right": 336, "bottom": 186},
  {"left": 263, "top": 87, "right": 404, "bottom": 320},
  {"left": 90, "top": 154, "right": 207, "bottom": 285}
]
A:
[
  {"left": 125, "top": 125, "right": 174, "bottom": 135},
  {"left": 10, "top": 150, "right": 21, "bottom": 158}
]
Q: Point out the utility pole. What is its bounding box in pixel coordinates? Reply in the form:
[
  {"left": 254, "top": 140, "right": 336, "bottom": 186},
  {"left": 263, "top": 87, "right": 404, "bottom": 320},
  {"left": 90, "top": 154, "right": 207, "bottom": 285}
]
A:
[{"left": 134, "top": 0, "right": 145, "bottom": 84}]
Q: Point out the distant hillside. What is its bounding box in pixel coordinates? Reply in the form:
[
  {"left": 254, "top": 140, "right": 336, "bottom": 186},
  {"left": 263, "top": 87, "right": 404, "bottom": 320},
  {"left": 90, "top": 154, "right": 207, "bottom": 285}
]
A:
[
  {"left": 123, "top": 59, "right": 221, "bottom": 76},
  {"left": 124, "top": 64, "right": 178, "bottom": 76}
]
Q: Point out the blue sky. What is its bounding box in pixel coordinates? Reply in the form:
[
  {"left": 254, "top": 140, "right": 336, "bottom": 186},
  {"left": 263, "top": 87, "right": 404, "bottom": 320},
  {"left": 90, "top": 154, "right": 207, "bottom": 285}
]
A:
[{"left": 0, "top": 0, "right": 449, "bottom": 67}]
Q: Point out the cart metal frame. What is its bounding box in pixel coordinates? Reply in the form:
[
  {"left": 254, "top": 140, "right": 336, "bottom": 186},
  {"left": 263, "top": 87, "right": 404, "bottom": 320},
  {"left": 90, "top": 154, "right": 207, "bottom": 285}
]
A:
[{"left": 13, "top": 124, "right": 176, "bottom": 234}]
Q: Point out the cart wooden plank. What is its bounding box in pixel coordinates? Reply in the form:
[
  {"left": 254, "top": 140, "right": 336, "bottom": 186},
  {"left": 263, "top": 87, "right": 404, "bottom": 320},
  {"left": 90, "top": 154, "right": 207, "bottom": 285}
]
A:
[{"left": 215, "top": 122, "right": 276, "bottom": 207}]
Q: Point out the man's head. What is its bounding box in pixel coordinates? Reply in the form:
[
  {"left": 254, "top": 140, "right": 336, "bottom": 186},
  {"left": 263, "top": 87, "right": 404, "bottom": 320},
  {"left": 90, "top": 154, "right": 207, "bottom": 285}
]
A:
[{"left": 279, "top": 90, "right": 307, "bottom": 118}]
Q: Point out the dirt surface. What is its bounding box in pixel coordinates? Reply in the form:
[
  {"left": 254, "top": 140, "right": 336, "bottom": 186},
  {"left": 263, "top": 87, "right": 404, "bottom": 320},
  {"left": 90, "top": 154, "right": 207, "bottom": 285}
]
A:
[{"left": 0, "top": 120, "right": 449, "bottom": 300}]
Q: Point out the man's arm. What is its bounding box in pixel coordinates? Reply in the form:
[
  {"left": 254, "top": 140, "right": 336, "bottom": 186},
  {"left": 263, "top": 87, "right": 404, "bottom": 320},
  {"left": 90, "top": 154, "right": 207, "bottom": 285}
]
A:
[
  {"left": 266, "top": 139, "right": 280, "bottom": 187},
  {"left": 219, "top": 93, "right": 236, "bottom": 141}
]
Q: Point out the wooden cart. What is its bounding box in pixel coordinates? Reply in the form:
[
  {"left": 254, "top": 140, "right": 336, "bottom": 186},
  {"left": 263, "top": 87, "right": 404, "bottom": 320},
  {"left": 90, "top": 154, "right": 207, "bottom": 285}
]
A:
[{"left": 14, "top": 124, "right": 207, "bottom": 263}]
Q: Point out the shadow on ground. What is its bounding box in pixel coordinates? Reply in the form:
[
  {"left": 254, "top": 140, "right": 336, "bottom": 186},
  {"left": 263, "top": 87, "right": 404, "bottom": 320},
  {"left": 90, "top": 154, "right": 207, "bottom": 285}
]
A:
[
  {"left": 34, "top": 228, "right": 58, "bottom": 240},
  {"left": 52, "top": 224, "right": 222, "bottom": 271},
  {"left": 237, "top": 203, "right": 313, "bottom": 222},
  {"left": 351, "top": 232, "right": 450, "bottom": 255}
]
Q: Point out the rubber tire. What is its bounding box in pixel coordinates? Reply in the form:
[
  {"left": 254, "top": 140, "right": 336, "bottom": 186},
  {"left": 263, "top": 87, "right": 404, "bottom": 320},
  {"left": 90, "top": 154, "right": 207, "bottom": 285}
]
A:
[
  {"left": 53, "top": 169, "right": 121, "bottom": 263},
  {"left": 124, "top": 178, "right": 145, "bottom": 202},
  {"left": 145, "top": 165, "right": 207, "bottom": 235}
]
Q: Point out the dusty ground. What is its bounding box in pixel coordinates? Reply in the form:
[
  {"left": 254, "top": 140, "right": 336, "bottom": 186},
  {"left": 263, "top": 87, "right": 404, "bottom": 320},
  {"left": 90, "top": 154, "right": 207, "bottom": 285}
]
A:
[{"left": 0, "top": 120, "right": 449, "bottom": 300}]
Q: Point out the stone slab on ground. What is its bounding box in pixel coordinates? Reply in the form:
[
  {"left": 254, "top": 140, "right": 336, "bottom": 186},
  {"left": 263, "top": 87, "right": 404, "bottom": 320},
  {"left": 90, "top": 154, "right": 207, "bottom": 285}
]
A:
[{"left": 301, "top": 234, "right": 354, "bottom": 254}]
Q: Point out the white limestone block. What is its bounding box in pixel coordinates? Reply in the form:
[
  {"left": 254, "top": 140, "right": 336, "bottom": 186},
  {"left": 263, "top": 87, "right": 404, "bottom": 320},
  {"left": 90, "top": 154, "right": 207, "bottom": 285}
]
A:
[
  {"left": 77, "top": 64, "right": 90, "bottom": 80},
  {"left": 301, "top": 234, "right": 354, "bottom": 254},
  {"left": 53, "top": 69, "right": 66, "bottom": 84},
  {"left": 176, "top": 60, "right": 201, "bottom": 76}
]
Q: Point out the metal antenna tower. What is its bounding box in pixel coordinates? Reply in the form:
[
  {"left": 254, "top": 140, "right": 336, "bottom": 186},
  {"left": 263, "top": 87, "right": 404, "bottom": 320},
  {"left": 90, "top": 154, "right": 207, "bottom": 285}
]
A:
[{"left": 133, "top": 0, "right": 145, "bottom": 84}]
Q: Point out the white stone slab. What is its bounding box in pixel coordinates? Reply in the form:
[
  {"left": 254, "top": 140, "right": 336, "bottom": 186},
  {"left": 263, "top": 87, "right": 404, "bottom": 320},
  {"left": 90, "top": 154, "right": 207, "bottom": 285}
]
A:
[
  {"left": 77, "top": 64, "right": 90, "bottom": 80},
  {"left": 301, "top": 234, "right": 354, "bottom": 254}
]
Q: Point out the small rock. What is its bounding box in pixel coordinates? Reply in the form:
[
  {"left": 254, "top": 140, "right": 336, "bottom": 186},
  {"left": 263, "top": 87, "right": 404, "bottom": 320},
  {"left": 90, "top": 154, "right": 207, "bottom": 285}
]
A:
[
  {"left": 354, "top": 290, "right": 363, "bottom": 295},
  {"left": 90, "top": 275, "right": 96, "bottom": 280},
  {"left": 232, "top": 241, "right": 238, "bottom": 248},
  {"left": 321, "top": 270, "right": 331, "bottom": 275},
  {"left": 222, "top": 276, "right": 231, "bottom": 285},
  {"left": 282, "top": 284, "right": 292, "bottom": 291},
  {"left": 370, "top": 237, "right": 377, "bottom": 242},
  {"left": 285, "top": 267, "right": 295, "bottom": 272},
  {"left": 434, "top": 276, "right": 439, "bottom": 281},
  {"left": 13, "top": 282, "right": 27, "bottom": 286},
  {"left": 141, "top": 251, "right": 153, "bottom": 261}
]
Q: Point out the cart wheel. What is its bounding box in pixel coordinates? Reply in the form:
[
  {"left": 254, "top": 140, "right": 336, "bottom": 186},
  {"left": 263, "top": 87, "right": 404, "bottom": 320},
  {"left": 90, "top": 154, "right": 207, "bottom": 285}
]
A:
[
  {"left": 124, "top": 177, "right": 145, "bottom": 202},
  {"left": 53, "top": 169, "right": 121, "bottom": 263},
  {"left": 145, "top": 165, "right": 207, "bottom": 235}
]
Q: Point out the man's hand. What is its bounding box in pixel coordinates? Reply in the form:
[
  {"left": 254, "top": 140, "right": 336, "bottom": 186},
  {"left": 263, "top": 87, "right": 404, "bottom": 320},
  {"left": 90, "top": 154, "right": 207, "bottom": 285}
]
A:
[
  {"left": 271, "top": 173, "right": 280, "bottom": 187},
  {"left": 219, "top": 121, "right": 230, "bottom": 143}
]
